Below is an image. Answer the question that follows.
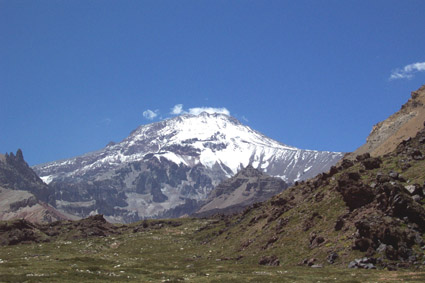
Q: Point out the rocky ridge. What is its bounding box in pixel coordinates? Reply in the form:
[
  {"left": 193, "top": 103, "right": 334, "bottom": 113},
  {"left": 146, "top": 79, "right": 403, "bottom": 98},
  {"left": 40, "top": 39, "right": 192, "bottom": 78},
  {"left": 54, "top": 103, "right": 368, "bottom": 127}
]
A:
[
  {"left": 349, "top": 84, "right": 425, "bottom": 158},
  {"left": 0, "top": 150, "right": 70, "bottom": 224},
  {"left": 0, "top": 214, "right": 117, "bottom": 246},
  {"left": 0, "top": 150, "right": 54, "bottom": 204},
  {"left": 194, "top": 165, "right": 288, "bottom": 217}
]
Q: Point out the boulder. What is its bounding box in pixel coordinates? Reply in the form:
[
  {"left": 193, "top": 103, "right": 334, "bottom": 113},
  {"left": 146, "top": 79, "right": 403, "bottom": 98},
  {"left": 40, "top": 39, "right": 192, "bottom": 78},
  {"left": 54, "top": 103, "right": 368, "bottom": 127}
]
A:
[
  {"left": 299, "top": 258, "right": 317, "bottom": 266},
  {"left": 327, "top": 252, "right": 339, "bottom": 264},
  {"left": 340, "top": 159, "right": 354, "bottom": 169},
  {"left": 389, "top": 171, "right": 399, "bottom": 179},
  {"left": 411, "top": 150, "right": 424, "bottom": 160},
  {"left": 337, "top": 184, "right": 375, "bottom": 210},
  {"left": 334, "top": 217, "right": 345, "bottom": 231},
  {"left": 348, "top": 257, "right": 377, "bottom": 269},
  {"left": 362, "top": 158, "right": 382, "bottom": 170},
  {"left": 309, "top": 232, "right": 325, "bottom": 248},
  {"left": 354, "top": 238, "right": 373, "bottom": 252},
  {"left": 356, "top": 153, "right": 371, "bottom": 161},
  {"left": 258, "top": 255, "right": 280, "bottom": 266}
]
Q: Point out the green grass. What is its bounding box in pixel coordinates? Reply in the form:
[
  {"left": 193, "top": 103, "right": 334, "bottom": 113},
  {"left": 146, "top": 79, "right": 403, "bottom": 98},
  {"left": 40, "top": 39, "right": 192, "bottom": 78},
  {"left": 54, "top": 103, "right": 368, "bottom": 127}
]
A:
[{"left": 0, "top": 218, "right": 423, "bottom": 282}]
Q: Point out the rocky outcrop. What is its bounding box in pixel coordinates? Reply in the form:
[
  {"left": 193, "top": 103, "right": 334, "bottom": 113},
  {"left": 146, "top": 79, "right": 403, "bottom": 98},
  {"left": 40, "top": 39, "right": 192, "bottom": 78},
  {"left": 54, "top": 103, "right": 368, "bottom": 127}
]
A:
[
  {"left": 0, "top": 150, "right": 70, "bottom": 224},
  {"left": 336, "top": 127, "right": 425, "bottom": 264},
  {"left": 0, "top": 214, "right": 118, "bottom": 245},
  {"left": 0, "top": 214, "right": 182, "bottom": 246},
  {"left": 349, "top": 84, "right": 425, "bottom": 159},
  {"left": 336, "top": 171, "right": 375, "bottom": 210},
  {"left": 0, "top": 218, "right": 49, "bottom": 245},
  {"left": 0, "top": 150, "right": 55, "bottom": 205}
]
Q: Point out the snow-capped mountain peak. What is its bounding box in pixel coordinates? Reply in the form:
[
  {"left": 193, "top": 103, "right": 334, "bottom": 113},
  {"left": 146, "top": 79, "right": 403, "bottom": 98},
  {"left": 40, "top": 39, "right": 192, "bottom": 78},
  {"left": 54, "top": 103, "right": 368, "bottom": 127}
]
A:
[
  {"left": 33, "top": 113, "right": 343, "bottom": 222},
  {"left": 114, "top": 113, "right": 298, "bottom": 176}
]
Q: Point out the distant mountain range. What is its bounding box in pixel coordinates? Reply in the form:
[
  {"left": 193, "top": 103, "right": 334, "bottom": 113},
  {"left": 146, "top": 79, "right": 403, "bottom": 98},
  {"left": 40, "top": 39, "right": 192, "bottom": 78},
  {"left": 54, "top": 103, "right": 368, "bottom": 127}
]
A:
[{"left": 33, "top": 113, "right": 343, "bottom": 222}]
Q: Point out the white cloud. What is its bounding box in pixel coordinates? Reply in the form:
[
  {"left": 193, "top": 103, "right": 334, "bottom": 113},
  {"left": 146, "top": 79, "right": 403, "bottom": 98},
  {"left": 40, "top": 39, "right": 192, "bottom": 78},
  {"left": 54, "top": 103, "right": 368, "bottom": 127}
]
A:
[
  {"left": 390, "top": 61, "right": 425, "bottom": 80},
  {"left": 169, "top": 104, "right": 230, "bottom": 116},
  {"left": 188, "top": 107, "right": 230, "bottom": 116},
  {"left": 143, "top": 109, "right": 159, "bottom": 120},
  {"left": 170, "top": 104, "right": 184, "bottom": 115}
]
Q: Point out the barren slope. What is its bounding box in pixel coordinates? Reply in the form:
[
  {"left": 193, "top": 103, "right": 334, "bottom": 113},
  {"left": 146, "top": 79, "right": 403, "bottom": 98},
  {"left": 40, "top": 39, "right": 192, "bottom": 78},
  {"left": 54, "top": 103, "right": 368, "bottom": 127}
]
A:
[
  {"left": 349, "top": 84, "right": 425, "bottom": 158},
  {"left": 194, "top": 165, "right": 288, "bottom": 217}
]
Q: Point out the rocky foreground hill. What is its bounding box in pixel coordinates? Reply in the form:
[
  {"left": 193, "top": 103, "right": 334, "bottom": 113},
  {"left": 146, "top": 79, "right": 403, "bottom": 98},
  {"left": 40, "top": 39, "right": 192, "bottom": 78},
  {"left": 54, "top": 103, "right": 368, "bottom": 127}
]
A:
[
  {"left": 190, "top": 85, "right": 425, "bottom": 269},
  {"left": 202, "top": 124, "right": 425, "bottom": 270}
]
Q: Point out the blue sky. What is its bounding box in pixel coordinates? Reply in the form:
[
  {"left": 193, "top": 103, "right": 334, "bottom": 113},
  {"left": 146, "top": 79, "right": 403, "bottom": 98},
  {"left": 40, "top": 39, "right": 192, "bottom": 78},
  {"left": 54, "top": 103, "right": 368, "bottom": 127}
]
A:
[{"left": 1, "top": 0, "right": 425, "bottom": 166}]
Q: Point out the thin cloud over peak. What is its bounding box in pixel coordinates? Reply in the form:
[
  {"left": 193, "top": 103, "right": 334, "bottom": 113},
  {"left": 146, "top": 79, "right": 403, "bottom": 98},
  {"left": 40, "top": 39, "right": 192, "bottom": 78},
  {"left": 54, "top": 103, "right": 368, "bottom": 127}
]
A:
[
  {"left": 188, "top": 107, "right": 230, "bottom": 116},
  {"left": 143, "top": 109, "right": 159, "bottom": 120},
  {"left": 390, "top": 61, "right": 425, "bottom": 80},
  {"left": 169, "top": 104, "right": 230, "bottom": 116}
]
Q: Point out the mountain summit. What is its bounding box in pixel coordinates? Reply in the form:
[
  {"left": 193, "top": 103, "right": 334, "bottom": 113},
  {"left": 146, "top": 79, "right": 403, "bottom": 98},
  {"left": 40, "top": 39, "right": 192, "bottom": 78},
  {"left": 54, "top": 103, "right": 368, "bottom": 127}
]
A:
[{"left": 33, "top": 113, "right": 343, "bottom": 222}]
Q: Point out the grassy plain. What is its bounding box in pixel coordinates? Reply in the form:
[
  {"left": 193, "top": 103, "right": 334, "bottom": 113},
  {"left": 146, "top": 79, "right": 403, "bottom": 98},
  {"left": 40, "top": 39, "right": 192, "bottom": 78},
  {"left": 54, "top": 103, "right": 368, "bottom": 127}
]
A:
[{"left": 0, "top": 218, "right": 424, "bottom": 282}]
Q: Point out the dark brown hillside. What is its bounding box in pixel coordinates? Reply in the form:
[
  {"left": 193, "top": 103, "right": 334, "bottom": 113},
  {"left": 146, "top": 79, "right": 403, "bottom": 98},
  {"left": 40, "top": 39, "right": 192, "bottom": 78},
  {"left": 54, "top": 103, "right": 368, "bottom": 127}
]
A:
[{"left": 199, "top": 124, "right": 425, "bottom": 270}]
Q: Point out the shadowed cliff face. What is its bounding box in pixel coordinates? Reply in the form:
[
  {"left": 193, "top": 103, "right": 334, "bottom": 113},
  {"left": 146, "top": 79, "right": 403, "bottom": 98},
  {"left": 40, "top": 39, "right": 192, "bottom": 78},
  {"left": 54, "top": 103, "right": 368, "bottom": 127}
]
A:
[
  {"left": 0, "top": 150, "right": 55, "bottom": 205},
  {"left": 349, "top": 84, "right": 425, "bottom": 159}
]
